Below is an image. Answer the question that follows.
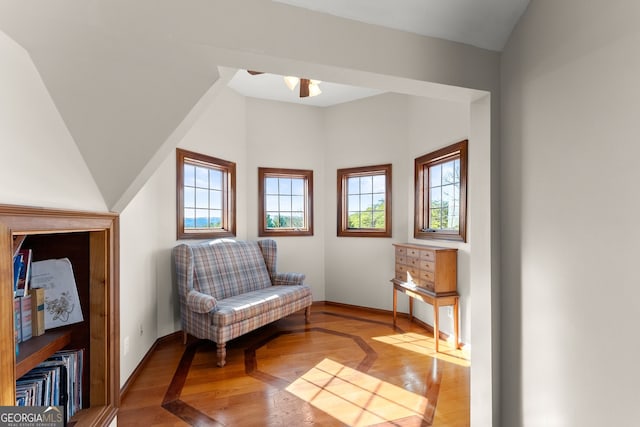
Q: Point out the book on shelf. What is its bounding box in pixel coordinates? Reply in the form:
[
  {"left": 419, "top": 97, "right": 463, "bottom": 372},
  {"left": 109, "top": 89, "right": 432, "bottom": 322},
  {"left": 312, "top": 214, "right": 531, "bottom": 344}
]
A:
[
  {"left": 14, "top": 298, "right": 20, "bottom": 355},
  {"left": 16, "top": 348, "right": 84, "bottom": 422},
  {"left": 19, "top": 294, "right": 32, "bottom": 342},
  {"left": 31, "top": 287, "right": 46, "bottom": 337},
  {"left": 13, "top": 252, "right": 23, "bottom": 297},
  {"left": 15, "top": 248, "right": 32, "bottom": 297},
  {"left": 31, "top": 258, "right": 84, "bottom": 329}
]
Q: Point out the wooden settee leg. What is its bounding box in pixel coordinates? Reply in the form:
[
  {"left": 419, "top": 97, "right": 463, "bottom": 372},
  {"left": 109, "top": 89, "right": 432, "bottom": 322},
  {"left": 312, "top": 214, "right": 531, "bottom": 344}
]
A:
[
  {"left": 216, "top": 343, "right": 226, "bottom": 367},
  {"left": 305, "top": 306, "right": 311, "bottom": 323}
]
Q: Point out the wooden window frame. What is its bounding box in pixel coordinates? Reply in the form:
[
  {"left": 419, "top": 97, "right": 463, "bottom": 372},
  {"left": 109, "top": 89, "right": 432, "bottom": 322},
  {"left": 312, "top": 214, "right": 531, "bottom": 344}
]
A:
[
  {"left": 176, "top": 148, "right": 236, "bottom": 239},
  {"left": 337, "top": 164, "right": 392, "bottom": 238},
  {"left": 258, "top": 167, "right": 314, "bottom": 237},
  {"left": 414, "top": 140, "right": 468, "bottom": 242}
]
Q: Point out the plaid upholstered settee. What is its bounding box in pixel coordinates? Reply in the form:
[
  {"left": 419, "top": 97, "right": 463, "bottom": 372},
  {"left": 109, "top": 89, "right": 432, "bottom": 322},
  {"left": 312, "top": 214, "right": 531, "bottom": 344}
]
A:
[{"left": 173, "top": 239, "right": 312, "bottom": 367}]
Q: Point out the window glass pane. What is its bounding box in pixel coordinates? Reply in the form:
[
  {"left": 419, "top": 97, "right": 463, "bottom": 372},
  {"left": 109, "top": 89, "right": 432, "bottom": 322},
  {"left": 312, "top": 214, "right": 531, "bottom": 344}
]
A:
[
  {"left": 184, "top": 165, "right": 195, "bottom": 187},
  {"left": 209, "top": 169, "right": 223, "bottom": 190},
  {"left": 209, "top": 210, "right": 222, "bottom": 228},
  {"left": 348, "top": 195, "right": 360, "bottom": 211},
  {"left": 266, "top": 195, "right": 279, "bottom": 211},
  {"left": 195, "top": 188, "right": 208, "bottom": 209},
  {"left": 291, "top": 195, "right": 304, "bottom": 211},
  {"left": 430, "top": 208, "right": 442, "bottom": 229},
  {"left": 372, "top": 174, "right": 385, "bottom": 193},
  {"left": 360, "top": 194, "right": 373, "bottom": 211},
  {"left": 373, "top": 193, "right": 385, "bottom": 209},
  {"left": 373, "top": 211, "right": 385, "bottom": 229},
  {"left": 348, "top": 212, "right": 360, "bottom": 228},
  {"left": 184, "top": 208, "right": 195, "bottom": 228},
  {"left": 266, "top": 213, "right": 279, "bottom": 228},
  {"left": 347, "top": 177, "right": 360, "bottom": 195},
  {"left": 442, "top": 184, "right": 455, "bottom": 206},
  {"left": 266, "top": 177, "right": 279, "bottom": 194},
  {"left": 279, "top": 213, "right": 292, "bottom": 227},
  {"left": 442, "top": 161, "right": 455, "bottom": 184},
  {"left": 291, "top": 178, "right": 304, "bottom": 195},
  {"left": 184, "top": 187, "right": 195, "bottom": 208},
  {"left": 360, "top": 176, "right": 373, "bottom": 193},
  {"left": 430, "top": 164, "right": 441, "bottom": 187},
  {"left": 195, "top": 167, "right": 209, "bottom": 188},
  {"left": 279, "top": 178, "right": 292, "bottom": 195},
  {"left": 279, "top": 195, "right": 292, "bottom": 211},
  {"left": 195, "top": 209, "right": 209, "bottom": 227},
  {"left": 291, "top": 212, "right": 304, "bottom": 228},
  {"left": 454, "top": 159, "right": 460, "bottom": 184},
  {"left": 210, "top": 190, "right": 222, "bottom": 209},
  {"left": 430, "top": 187, "right": 442, "bottom": 205}
]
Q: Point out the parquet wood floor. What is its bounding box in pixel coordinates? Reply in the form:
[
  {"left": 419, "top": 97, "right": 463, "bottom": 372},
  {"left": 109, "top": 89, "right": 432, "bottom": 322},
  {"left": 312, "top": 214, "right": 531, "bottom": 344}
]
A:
[{"left": 118, "top": 303, "right": 469, "bottom": 426}]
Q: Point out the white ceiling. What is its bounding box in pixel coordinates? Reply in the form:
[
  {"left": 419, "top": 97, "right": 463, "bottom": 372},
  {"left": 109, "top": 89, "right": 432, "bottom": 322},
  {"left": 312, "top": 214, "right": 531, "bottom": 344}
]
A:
[
  {"left": 230, "top": 0, "right": 529, "bottom": 106},
  {"left": 228, "top": 71, "right": 386, "bottom": 107},
  {"left": 274, "top": 0, "right": 530, "bottom": 51}
]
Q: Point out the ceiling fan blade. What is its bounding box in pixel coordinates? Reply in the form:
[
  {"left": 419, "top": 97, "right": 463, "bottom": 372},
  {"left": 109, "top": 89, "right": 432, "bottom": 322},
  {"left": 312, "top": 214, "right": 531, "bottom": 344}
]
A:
[
  {"left": 247, "top": 70, "right": 264, "bottom": 75},
  {"left": 299, "top": 78, "right": 310, "bottom": 98}
]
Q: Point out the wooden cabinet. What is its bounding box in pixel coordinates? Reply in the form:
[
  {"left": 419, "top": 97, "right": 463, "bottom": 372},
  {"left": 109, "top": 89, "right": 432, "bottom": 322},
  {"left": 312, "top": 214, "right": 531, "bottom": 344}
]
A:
[
  {"left": 0, "top": 205, "right": 119, "bottom": 426},
  {"left": 392, "top": 243, "right": 459, "bottom": 352},
  {"left": 393, "top": 243, "right": 457, "bottom": 295}
]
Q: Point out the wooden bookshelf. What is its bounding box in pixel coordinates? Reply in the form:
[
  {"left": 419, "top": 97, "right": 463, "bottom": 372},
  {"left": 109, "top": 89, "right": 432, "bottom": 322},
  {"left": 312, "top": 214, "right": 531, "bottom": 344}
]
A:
[
  {"left": 16, "top": 330, "right": 72, "bottom": 378},
  {"left": 0, "top": 204, "right": 119, "bottom": 426}
]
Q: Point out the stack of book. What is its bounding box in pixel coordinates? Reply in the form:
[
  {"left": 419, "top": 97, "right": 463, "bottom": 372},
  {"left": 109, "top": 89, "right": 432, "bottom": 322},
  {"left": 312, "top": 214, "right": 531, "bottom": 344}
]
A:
[{"left": 16, "top": 348, "right": 84, "bottom": 422}]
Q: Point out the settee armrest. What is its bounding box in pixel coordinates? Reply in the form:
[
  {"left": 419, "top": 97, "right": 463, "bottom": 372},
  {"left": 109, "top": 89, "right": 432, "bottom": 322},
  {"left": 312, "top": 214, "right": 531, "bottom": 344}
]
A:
[
  {"left": 186, "top": 289, "right": 218, "bottom": 313},
  {"left": 273, "top": 272, "right": 306, "bottom": 286}
]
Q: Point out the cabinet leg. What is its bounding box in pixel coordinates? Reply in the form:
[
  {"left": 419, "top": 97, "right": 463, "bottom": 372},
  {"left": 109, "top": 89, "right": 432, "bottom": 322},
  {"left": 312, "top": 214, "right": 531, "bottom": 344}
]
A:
[
  {"left": 393, "top": 287, "right": 397, "bottom": 326},
  {"left": 454, "top": 298, "right": 460, "bottom": 350},
  {"left": 433, "top": 302, "right": 440, "bottom": 353},
  {"left": 305, "top": 306, "right": 311, "bottom": 323}
]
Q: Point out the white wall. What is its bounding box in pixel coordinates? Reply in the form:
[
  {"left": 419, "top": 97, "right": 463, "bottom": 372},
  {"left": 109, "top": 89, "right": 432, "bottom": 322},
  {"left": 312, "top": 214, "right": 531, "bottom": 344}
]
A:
[
  {"left": 501, "top": 1, "right": 640, "bottom": 426},
  {"left": 324, "top": 93, "right": 473, "bottom": 344},
  {"left": 118, "top": 87, "right": 247, "bottom": 383},
  {"left": 0, "top": 30, "right": 105, "bottom": 212},
  {"left": 406, "top": 95, "right": 471, "bottom": 344},
  {"left": 245, "top": 98, "right": 326, "bottom": 300},
  {"left": 324, "top": 93, "right": 408, "bottom": 310}
]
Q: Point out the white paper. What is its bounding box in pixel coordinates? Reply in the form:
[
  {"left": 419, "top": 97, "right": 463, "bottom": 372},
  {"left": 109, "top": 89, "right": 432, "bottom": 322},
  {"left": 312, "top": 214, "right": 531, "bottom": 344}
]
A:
[{"left": 30, "top": 258, "right": 84, "bottom": 329}]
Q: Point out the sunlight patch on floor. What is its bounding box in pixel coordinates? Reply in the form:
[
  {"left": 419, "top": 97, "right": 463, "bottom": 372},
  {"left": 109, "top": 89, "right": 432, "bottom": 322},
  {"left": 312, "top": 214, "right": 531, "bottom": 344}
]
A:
[
  {"left": 285, "top": 358, "right": 429, "bottom": 426},
  {"left": 373, "top": 333, "right": 471, "bottom": 367}
]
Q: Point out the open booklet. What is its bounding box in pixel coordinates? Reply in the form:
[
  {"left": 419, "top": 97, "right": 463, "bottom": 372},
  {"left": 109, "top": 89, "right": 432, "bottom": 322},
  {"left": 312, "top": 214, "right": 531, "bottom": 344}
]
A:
[{"left": 30, "top": 258, "right": 84, "bottom": 330}]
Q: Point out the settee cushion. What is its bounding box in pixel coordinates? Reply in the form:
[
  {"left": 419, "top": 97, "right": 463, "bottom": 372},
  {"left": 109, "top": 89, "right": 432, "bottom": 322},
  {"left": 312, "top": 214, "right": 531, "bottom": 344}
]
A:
[
  {"left": 212, "top": 285, "right": 311, "bottom": 326},
  {"left": 191, "top": 240, "right": 272, "bottom": 299}
]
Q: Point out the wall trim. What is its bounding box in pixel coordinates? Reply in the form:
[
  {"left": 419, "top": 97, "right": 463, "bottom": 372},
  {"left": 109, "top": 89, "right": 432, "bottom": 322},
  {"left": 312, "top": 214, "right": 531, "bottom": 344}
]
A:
[{"left": 120, "top": 331, "right": 182, "bottom": 400}]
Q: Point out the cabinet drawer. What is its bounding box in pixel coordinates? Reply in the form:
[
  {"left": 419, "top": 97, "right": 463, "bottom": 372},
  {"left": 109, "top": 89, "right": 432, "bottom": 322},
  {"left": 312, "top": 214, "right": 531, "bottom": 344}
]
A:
[
  {"left": 395, "top": 270, "right": 408, "bottom": 282},
  {"left": 397, "top": 265, "right": 419, "bottom": 282},
  {"left": 420, "top": 280, "right": 435, "bottom": 292},
  {"left": 396, "top": 256, "right": 407, "bottom": 266},
  {"left": 406, "top": 247, "right": 422, "bottom": 258},
  {"left": 419, "top": 250, "right": 436, "bottom": 261},
  {"left": 419, "top": 270, "right": 435, "bottom": 282},
  {"left": 405, "top": 257, "right": 420, "bottom": 268},
  {"left": 419, "top": 260, "right": 435, "bottom": 271},
  {"left": 395, "top": 247, "right": 407, "bottom": 257}
]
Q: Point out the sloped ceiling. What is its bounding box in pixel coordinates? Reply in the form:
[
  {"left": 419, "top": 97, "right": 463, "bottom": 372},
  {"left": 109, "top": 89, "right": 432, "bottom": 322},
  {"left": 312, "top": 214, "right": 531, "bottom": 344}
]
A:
[
  {"left": 0, "top": 0, "right": 517, "bottom": 211},
  {"left": 0, "top": 1, "right": 222, "bottom": 211},
  {"left": 274, "top": 0, "right": 529, "bottom": 51}
]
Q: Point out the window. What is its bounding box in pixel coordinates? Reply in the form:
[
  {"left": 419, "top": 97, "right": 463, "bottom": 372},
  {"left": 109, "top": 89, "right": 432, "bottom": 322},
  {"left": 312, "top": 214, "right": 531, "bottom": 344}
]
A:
[
  {"left": 414, "top": 140, "right": 468, "bottom": 242},
  {"left": 258, "top": 167, "right": 313, "bottom": 236},
  {"left": 177, "top": 148, "right": 236, "bottom": 239},
  {"left": 337, "top": 164, "right": 392, "bottom": 237}
]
